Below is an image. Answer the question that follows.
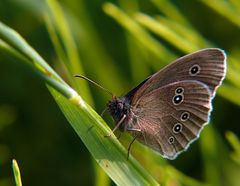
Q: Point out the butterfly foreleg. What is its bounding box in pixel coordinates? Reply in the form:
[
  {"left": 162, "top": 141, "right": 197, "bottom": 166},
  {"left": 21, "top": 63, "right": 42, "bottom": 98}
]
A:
[{"left": 105, "top": 114, "right": 127, "bottom": 137}]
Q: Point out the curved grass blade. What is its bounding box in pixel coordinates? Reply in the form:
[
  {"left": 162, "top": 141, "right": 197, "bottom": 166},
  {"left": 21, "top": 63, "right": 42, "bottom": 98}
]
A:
[
  {"left": 49, "top": 87, "right": 159, "bottom": 186},
  {"left": 12, "top": 159, "right": 23, "bottom": 186},
  {"left": 0, "top": 20, "right": 159, "bottom": 185}
]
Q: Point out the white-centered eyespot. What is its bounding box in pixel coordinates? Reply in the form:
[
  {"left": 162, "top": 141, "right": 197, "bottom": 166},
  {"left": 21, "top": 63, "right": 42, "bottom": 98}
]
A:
[
  {"left": 168, "top": 136, "right": 175, "bottom": 144},
  {"left": 181, "top": 112, "right": 190, "bottom": 121},
  {"left": 173, "top": 123, "right": 182, "bottom": 134},
  {"left": 172, "top": 94, "right": 184, "bottom": 105},
  {"left": 189, "top": 64, "right": 200, "bottom": 76}
]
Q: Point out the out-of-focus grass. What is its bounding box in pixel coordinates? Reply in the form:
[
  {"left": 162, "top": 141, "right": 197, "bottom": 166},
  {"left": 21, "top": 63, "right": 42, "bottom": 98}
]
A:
[
  {"left": 0, "top": 0, "right": 239, "bottom": 186},
  {"left": 226, "top": 131, "right": 240, "bottom": 164},
  {"left": 12, "top": 159, "right": 22, "bottom": 186}
]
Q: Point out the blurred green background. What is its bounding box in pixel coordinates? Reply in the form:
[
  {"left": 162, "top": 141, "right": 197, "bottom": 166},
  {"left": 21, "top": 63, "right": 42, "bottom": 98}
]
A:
[{"left": 0, "top": 0, "right": 240, "bottom": 186}]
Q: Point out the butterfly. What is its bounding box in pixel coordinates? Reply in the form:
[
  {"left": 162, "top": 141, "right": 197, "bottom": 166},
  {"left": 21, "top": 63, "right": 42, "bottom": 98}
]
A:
[{"left": 106, "top": 48, "right": 226, "bottom": 159}]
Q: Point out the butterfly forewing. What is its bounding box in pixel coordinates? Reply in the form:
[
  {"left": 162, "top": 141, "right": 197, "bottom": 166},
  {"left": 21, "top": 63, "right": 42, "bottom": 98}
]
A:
[{"left": 132, "top": 48, "right": 226, "bottom": 102}]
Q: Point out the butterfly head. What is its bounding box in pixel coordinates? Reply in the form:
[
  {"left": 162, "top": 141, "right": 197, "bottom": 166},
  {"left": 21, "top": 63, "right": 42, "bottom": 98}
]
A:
[{"left": 107, "top": 96, "right": 131, "bottom": 131}]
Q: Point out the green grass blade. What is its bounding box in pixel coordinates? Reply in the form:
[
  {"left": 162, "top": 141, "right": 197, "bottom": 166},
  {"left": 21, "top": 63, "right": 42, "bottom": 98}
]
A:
[
  {"left": 118, "top": 0, "right": 151, "bottom": 83},
  {"left": 199, "top": 126, "right": 222, "bottom": 186},
  {"left": 62, "top": 0, "right": 124, "bottom": 92},
  {"left": 103, "top": 2, "right": 175, "bottom": 65},
  {"left": 12, "top": 159, "right": 22, "bottom": 186},
  {"left": 0, "top": 20, "right": 159, "bottom": 185},
  {"left": 150, "top": 0, "right": 189, "bottom": 25},
  {"left": 94, "top": 162, "right": 111, "bottom": 186},
  {"left": 49, "top": 87, "right": 160, "bottom": 186},
  {"left": 218, "top": 84, "right": 240, "bottom": 106},
  {"left": 225, "top": 131, "right": 240, "bottom": 164},
  {"left": 135, "top": 13, "right": 199, "bottom": 53},
  {"left": 0, "top": 22, "right": 65, "bottom": 85},
  {"left": 229, "top": 0, "right": 240, "bottom": 13},
  {"left": 225, "top": 131, "right": 240, "bottom": 153},
  {"left": 46, "top": 0, "right": 93, "bottom": 105},
  {"left": 155, "top": 16, "right": 209, "bottom": 48},
  {"left": 165, "top": 166, "right": 211, "bottom": 186},
  {"left": 0, "top": 39, "right": 74, "bottom": 100},
  {"left": 201, "top": 0, "right": 240, "bottom": 27}
]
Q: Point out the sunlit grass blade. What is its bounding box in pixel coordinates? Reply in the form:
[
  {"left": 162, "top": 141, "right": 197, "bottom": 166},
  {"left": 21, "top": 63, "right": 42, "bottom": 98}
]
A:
[
  {"left": 150, "top": 0, "right": 189, "bottom": 25},
  {"left": 225, "top": 64, "right": 240, "bottom": 89},
  {"left": 225, "top": 131, "right": 240, "bottom": 164},
  {"left": 49, "top": 87, "right": 160, "bottom": 186},
  {"left": 46, "top": 0, "right": 93, "bottom": 105},
  {"left": 155, "top": 16, "right": 209, "bottom": 48},
  {"left": 134, "top": 13, "right": 199, "bottom": 53},
  {"left": 94, "top": 162, "right": 111, "bottom": 186},
  {"left": 12, "top": 159, "right": 22, "bottom": 186},
  {"left": 165, "top": 166, "right": 211, "bottom": 186},
  {"left": 199, "top": 125, "right": 222, "bottom": 186},
  {"left": 130, "top": 144, "right": 209, "bottom": 186},
  {"left": 118, "top": 0, "right": 151, "bottom": 83},
  {"left": 229, "top": 0, "right": 240, "bottom": 13},
  {"left": 44, "top": 13, "right": 69, "bottom": 72},
  {"left": 218, "top": 84, "right": 240, "bottom": 106},
  {"left": 125, "top": 32, "right": 151, "bottom": 83},
  {"left": 63, "top": 0, "right": 124, "bottom": 93},
  {"left": 201, "top": 0, "right": 240, "bottom": 27},
  {"left": 103, "top": 2, "right": 175, "bottom": 66}
]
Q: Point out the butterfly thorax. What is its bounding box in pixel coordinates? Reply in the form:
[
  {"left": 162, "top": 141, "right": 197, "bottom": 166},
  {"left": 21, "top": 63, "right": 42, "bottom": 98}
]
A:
[{"left": 107, "top": 96, "right": 132, "bottom": 132}]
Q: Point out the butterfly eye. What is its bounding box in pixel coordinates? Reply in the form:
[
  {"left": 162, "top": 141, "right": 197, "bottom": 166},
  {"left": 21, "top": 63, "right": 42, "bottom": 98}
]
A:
[
  {"left": 189, "top": 64, "right": 200, "bottom": 75},
  {"left": 168, "top": 136, "right": 175, "bottom": 144},
  {"left": 173, "top": 95, "right": 184, "bottom": 105},
  {"left": 181, "top": 112, "right": 190, "bottom": 121},
  {"left": 119, "top": 102, "right": 124, "bottom": 109},
  {"left": 175, "top": 87, "right": 184, "bottom": 94},
  {"left": 173, "top": 123, "right": 182, "bottom": 133}
]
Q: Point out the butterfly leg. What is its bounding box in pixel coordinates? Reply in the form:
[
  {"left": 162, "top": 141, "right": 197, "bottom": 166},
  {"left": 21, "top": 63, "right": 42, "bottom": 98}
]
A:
[
  {"left": 126, "top": 128, "right": 141, "bottom": 160},
  {"left": 105, "top": 114, "right": 127, "bottom": 137}
]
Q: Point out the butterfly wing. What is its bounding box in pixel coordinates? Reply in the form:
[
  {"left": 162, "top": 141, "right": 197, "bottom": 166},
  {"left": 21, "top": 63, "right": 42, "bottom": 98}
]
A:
[
  {"left": 131, "top": 48, "right": 226, "bottom": 103},
  {"left": 129, "top": 80, "right": 212, "bottom": 159}
]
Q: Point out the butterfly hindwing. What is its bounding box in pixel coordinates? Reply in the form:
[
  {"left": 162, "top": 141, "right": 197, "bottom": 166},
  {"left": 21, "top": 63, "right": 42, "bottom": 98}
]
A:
[{"left": 130, "top": 80, "right": 211, "bottom": 159}]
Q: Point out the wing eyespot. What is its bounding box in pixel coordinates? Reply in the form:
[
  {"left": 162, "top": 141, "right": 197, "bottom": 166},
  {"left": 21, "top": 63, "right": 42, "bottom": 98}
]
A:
[
  {"left": 189, "top": 64, "right": 200, "bottom": 76},
  {"left": 175, "top": 87, "right": 184, "bottom": 94},
  {"left": 168, "top": 136, "right": 175, "bottom": 144},
  {"left": 173, "top": 123, "right": 182, "bottom": 134},
  {"left": 181, "top": 112, "right": 190, "bottom": 121},
  {"left": 173, "top": 95, "right": 184, "bottom": 105}
]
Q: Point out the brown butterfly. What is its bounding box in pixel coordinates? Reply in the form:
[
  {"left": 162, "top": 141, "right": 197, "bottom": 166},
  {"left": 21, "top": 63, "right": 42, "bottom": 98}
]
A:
[{"left": 105, "top": 48, "right": 226, "bottom": 159}]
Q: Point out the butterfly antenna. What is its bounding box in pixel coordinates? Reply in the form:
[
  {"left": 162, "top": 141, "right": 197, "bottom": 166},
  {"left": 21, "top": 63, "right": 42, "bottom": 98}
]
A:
[{"left": 74, "top": 75, "right": 114, "bottom": 97}]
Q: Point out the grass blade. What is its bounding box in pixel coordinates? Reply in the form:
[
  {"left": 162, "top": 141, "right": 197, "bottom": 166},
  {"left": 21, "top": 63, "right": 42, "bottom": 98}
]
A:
[
  {"left": 0, "top": 20, "right": 159, "bottom": 185},
  {"left": 12, "top": 159, "right": 22, "bottom": 186},
  {"left": 49, "top": 87, "right": 159, "bottom": 185},
  {"left": 103, "top": 2, "right": 175, "bottom": 66}
]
